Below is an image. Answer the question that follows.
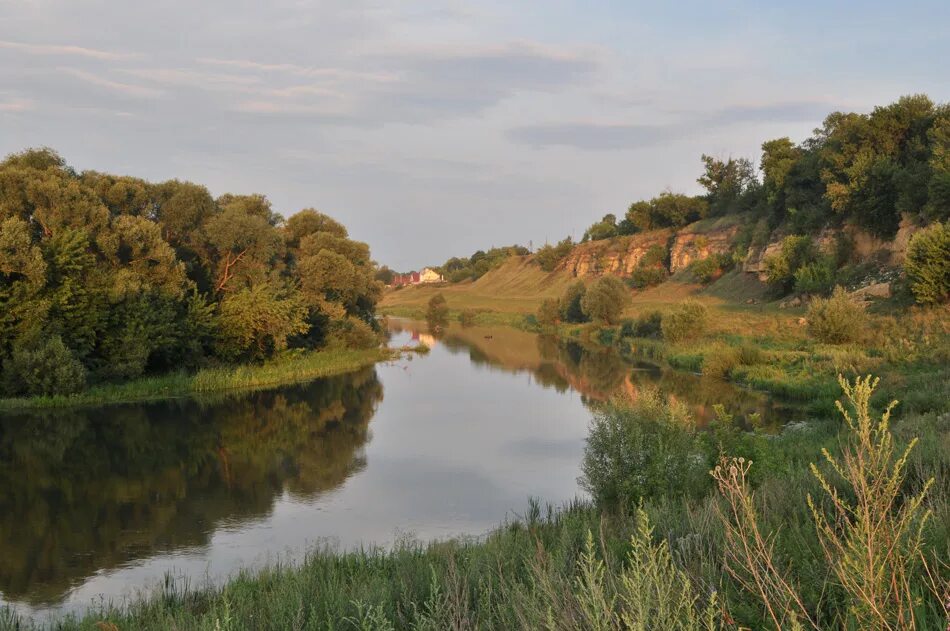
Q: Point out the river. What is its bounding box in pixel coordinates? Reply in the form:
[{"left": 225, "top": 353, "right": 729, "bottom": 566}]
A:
[{"left": 0, "top": 319, "right": 790, "bottom": 622}]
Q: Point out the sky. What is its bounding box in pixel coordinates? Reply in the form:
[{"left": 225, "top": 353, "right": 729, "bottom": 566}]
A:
[{"left": 1, "top": 1, "right": 948, "bottom": 271}]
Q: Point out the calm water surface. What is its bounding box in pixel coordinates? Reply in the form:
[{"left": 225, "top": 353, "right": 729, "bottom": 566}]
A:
[{"left": 0, "top": 319, "right": 788, "bottom": 621}]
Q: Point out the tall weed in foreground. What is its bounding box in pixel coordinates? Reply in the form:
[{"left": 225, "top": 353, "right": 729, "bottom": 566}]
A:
[
  {"left": 712, "top": 375, "right": 943, "bottom": 631},
  {"left": 516, "top": 510, "right": 719, "bottom": 630}
]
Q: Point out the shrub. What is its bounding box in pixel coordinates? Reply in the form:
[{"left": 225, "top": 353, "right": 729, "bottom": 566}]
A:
[
  {"left": 534, "top": 237, "right": 574, "bottom": 272},
  {"left": 581, "top": 391, "right": 706, "bottom": 513},
  {"left": 2, "top": 335, "right": 87, "bottom": 397},
  {"left": 458, "top": 308, "right": 476, "bottom": 327},
  {"left": 425, "top": 293, "right": 449, "bottom": 327},
  {"left": 581, "top": 276, "right": 630, "bottom": 324},
  {"left": 764, "top": 235, "right": 816, "bottom": 294},
  {"left": 701, "top": 346, "right": 741, "bottom": 379},
  {"left": 689, "top": 253, "right": 733, "bottom": 284},
  {"left": 627, "top": 265, "right": 668, "bottom": 289},
  {"left": 661, "top": 301, "right": 708, "bottom": 343},
  {"left": 793, "top": 257, "right": 835, "bottom": 295},
  {"left": 536, "top": 298, "right": 560, "bottom": 328},
  {"left": 327, "top": 317, "right": 379, "bottom": 349},
  {"left": 905, "top": 221, "right": 949, "bottom": 305},
  {"left": 806, "top": 286, "right": 866, "bottom": 344},
  {"left": 559, "top": 281, "right": 589, "bottom": 323},
  {"left": 619, "top": 311, "right": 663, "bottom": 339}
]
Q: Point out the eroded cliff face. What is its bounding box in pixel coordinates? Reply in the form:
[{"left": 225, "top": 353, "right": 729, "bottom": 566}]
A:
[
  {"left": 560, "top": 229, "right": 672, "bottom": 277},
  {"left": 669, "top": 224, "right": 741, "bottom": 273}
]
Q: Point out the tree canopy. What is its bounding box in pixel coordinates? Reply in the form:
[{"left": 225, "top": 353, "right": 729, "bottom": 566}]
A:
[{"left": 0, "top": 148, "right": 383, "bottom": 396}]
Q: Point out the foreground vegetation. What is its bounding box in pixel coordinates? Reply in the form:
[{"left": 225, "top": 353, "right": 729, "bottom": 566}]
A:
[{"left": 3, "top": 376, "right": 946, "bottom": 630}]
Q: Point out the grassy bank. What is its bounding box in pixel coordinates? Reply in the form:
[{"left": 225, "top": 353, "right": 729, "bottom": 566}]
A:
[
  {"left": 4, "top": 378, "right": 947, "bottom": 630},
  {"left": 0, "top": 347, "right": 393, "bottom": 412}
]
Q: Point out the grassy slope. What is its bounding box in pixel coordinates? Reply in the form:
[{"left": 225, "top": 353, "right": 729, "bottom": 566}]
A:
[{"left": 0, "top": 347, "right": 392, "bottom": 412}]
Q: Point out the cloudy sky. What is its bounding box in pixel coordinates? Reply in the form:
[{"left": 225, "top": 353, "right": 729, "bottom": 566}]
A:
[{"left": 1, "top": 1, "right": 948, "bottom": 270}]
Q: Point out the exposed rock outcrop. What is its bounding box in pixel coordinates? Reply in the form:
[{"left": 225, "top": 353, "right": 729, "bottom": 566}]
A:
[
  {"left": 560, "top": 230, "right": 672, "bottom": 277},
  {"left": 669, "top": 223, "right": 741, "bottom": 273}
]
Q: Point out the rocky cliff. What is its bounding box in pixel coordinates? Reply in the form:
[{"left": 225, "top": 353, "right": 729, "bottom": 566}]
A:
[{"left": 560, "top": 229, "right": 672, "bottom": 277}]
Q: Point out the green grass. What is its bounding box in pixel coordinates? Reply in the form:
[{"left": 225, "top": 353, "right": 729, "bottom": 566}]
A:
[{"left": 0, "top": 347, "right": 392, "bottom": 412}]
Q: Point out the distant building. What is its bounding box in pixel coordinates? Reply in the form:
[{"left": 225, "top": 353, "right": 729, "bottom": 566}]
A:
[
  {"left": 419, "top": 268, "right": 444, "bottom": 283},
  {"left": 390, "top": 268, "right": 443, "bottom": 286}
]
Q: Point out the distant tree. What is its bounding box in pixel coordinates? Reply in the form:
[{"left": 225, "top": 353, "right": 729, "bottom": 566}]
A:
[
  {"left": 559, "top": 281, "right": 589, "bottom": 323},
  {"left": 535, "top": 237, "right": 574, "bottom": 272},
  {"left": 537, "top": 298, "right": 561, "bottom": 328},
  {"left": 698, "top": 155, "right": 758, "bottom": 216},
  {"left": 374, "top": 265, "right": 395, "bottom": 285},
  {"left": 581, "top": 276, "right": 630, "bottom": 324},
  {"left": 426, "top": 293, "right": 449, "bottom": 327}
]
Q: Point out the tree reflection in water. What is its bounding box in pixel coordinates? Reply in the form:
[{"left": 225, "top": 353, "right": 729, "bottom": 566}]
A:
[{"left": 0, "top": 368, "right": 382, "bottom": 605}]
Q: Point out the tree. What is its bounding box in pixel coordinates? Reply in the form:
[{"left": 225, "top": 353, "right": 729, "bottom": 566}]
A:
[
  {"left": 426, "top": 293, "right": 449, "bottom": 327},
  {"left": 537, "top": 298, "right": 561, "bottom": 328},
  {"left": 581, "top": 276, "right": 630, "bottom": 324},
  {"left": 905, "top": 222, "right": 950, "bottom": 304},
  {"left": 215, "top": 282, "right": 308, "bottom": 361},
  {"left": 559, "top": 281, "right": 589, "bottom": 323},
  {"left": 698, "top": 155, "right": 757, "bottom": 216}
]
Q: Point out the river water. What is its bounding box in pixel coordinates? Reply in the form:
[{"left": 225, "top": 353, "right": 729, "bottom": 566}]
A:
[{"left": 0, "top": 319, "right": 789, "bottom": 621}]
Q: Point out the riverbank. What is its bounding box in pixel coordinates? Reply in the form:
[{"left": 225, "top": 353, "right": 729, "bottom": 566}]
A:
[
  {"left": 4, "top": 379, "right": 947, "bottom": 630},
  {"left": 0, "top": 347, "right": 394, "bottom": 412},
  {"left": 382, "top": 283, "right": 950, "bottom": 417}
]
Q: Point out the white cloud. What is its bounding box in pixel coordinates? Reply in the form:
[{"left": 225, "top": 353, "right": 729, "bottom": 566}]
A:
[
  {"left": 59, "top": 68, "right": 164, "bottom": 99},
  {"left": 0, "top": 39, "right": 138, "bottom": 61}
]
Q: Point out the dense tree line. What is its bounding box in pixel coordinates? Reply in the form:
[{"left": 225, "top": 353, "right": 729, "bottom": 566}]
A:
[
  {"left": 579, "top": 95, "right": 949, "bottom": 241},
  {"left": 0, "top": 148, "right": 382, "bottom": 397}
]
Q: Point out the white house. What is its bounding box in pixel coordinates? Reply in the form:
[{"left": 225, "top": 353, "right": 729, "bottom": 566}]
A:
[{"left": 419, "top": 267, "right": 444, "bottom": 283}]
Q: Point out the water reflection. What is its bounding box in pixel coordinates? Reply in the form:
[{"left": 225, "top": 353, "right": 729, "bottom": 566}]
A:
[
  {"left": 392, "top": 319, "right": 793, "bottom": 428},
  {"left": 0, "top": 369, "right": 381, "bottom": 606}
]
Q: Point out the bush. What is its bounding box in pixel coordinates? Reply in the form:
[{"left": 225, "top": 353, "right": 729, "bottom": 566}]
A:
[
  {"left": 806, "top": 286, "right": 866, "bottom": 344},
  {"left": 627, "top": 265, "right": 668, "bottom": 289},
  {"left": 536, "top": 298, "right": 560, "bottom": 328},
  {"left": 793, "top": 257, "right": 836, "bottom": 295},
  {"left": 661, "top": 301, "right": 708, "bottom": 343},
  {"left": 559, "top": 281, "right": 589, "bottom": 323},
  {"left": 905, "top": 221, "right": 949, "bottom": 305},
  {"left": 534, "top": 237, "right": 574, "bottom": 272},
  {"left": 425, "top": 293, "right": 449, "bottom": 327},
  {"left": 580, "top": 276, "right": 630, "bottom": 324},
  {"left": 619, "top": 311, "right": 663, "bottom": 339},
  {"left": 2, "top": 335, "right": 87, "bottom": 397},
  {"left": 764, "top": 235, "right": 816, "bottom": 294},
  {"left": 458, "top": 309, "right": 476, "bottom": 327},
  {"left": 581, "top": 391, "right": 707, "bottom": 513},
  {"left": 689, "top": 253, "right": 733, "bottom": 284},
  {"left": 327, "top": 317, "right": 379, "bottom": 349}
]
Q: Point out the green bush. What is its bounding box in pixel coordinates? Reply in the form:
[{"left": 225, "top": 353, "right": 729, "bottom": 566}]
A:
[
  {"left": 806, "top": 286, "right": 866, "bottom": 344},
  {"left": 559, "top": 281, "right": 589, "bottom": 323},
  {"left": 764, "top": 235, "right": 816, "bottom": 294},
  {"left": 661, "top": 301, "right": 708, "bottom": 343},
  {"left": 689, "top": 253, "right": 733, "bottom": 284},
  {"left": 327, "top": 317, "right": 379, "bottom": 349},
  {"left": 581, "top": 392, "right": 707, "bottom": 513},
  {"left": 581, "top": 276, "right": 630, "bottom": 324},
  {"left": 425, "top": 293, "right": 449, "bottom": 327},
  {"left": 2, "top": 335, "right": 87, "bottom": 396},
  {"left": 536, "top": 298, "right": 560, "bottom": 328},
  {"left": 627, "top": 265, "right": 668, "bottom": 289},
  {"left": 793, "top": 257, "right": 836, "bottom": 295},
  {"left": 619, "top": 311, "right": 663, "bottom": 339},
  {"left": 458, "top": 309, "right": 477, "bottom": 327},
  {"left": 905, "top": 221, "right": 949, "bottom": 305},
  {"left": 534, "top": 237, "right": 574, "bottom": 272}
]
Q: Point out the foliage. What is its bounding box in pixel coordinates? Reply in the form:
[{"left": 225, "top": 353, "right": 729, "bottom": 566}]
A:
[
  {"left": 806, "top": 286, "right": 867, "bottom": 344},
  {"left": 764, "top": 235, "right": 818, "bottom": 294},
  {"left": 0, "top": 148, "right": 382, "bottom": 398},
  {"left": 624, "top": 192, "right": 708, "bottom": 232},
  {"left": 905, "top": 221, "right": 950, "bottom": 304},
  {"left": 583, "top": 214, "right": 619, "bottom": 241},
  {"left": 559, "top": 281, "right": 590, "bottom": 323},
  {"left": 425, "top": 293, "right": 449, "bottom": 327},
  {"left": 581, "top": 392, "right": 704, "bottom": 513},
  {"left": 1, "top": 335, "right": 86, "bottom": 397},
  {"left": 793, "top": 256, "right": 836, "bottom": 295},
  {"left": 661, "top": 301, "right": 708, "bottom": 343},
  {"left": 534, "top": 237, "right": 574, "bottom": 272},
  {"left": 458, "top": 308, "right": 477, "bottom": 327},
  {"left": 440, "top": 245, "right": 529, "bottom": 282},
  {"left": 627, "top": 266, "right": 668, "bottom": 290},
  {"left": 698, "top": 154, "right": 760, "bottom": 216},
  {"left": 619, "top": 311, "right": 663, "bottom": 339},
  {"left": 689, "top": 253, "right": 733, "bottom": 284},
  {"left": 581, "top": 276, "right": 630, "bottom": 325},
  {"left": 537, "top": 298, "right": 561, "bottom": 328}
]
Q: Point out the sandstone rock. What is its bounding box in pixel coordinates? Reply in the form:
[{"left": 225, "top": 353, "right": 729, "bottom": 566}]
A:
[
  {"left": 850, "top": 282, "right": 891, "bottom": 301},
  {"left": 669, "top": 223, "right": 741, "bottom": 273}
]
